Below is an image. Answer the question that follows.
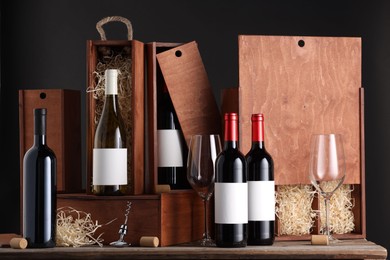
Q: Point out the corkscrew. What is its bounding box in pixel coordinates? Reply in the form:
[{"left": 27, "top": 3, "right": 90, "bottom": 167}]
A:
[{"left": 110, "top": 201, "right": 132, "bottom": 247}]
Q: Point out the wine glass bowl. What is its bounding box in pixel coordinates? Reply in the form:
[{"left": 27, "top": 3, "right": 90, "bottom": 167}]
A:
[
  {"left": 308, "top": 133, "right": 346, "bottom": 242},
  {"left": 187, "top": 134, "right": 222, "bottom": 246}
]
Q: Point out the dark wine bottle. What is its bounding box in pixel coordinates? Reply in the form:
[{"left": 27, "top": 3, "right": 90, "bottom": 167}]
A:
[
  {"left": 23, "top": 108, "right": 57, "bottom": 248},
  {"left": 157, "top": 68, "right": 189, "bottom": 190},
  {"left": 92, "top": 69, "right": 128, "bottom": 195},
  {"left": 215, "top": 112, "right": 248, "bottom": 248},
  {"left": 246, "top": 113, "right": 275, "bottom": 245}
]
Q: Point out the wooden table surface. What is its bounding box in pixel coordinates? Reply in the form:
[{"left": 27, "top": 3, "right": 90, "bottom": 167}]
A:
[{"left": 0, "top": 239, "right": 387, "bottom": 259}]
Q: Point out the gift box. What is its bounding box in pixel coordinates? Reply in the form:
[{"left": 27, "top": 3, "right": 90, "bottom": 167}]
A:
[
  {"left": 57, "top": 190, "right": 204, "bottom": 246},
  {"left": 145, "top": 41, "right": 222, "bottom": 194},
  {"left": 235, "top": 35, "right": 365, "bottom": 240},
  {"left": 85, "top": 32, "right": 145, "bottom": 195}
]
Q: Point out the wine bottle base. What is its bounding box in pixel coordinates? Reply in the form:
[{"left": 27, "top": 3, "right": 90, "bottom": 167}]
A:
[
  {"left": 92, "top": 185, "right": 126, "bottom": 195},
  {"left": 215, "top": 223, "right": 247, "bottom": 248},
  {"left": 248, "top": 221, "right": 275, "bottom": 245},
  {"left": 26, "top": 239, "right": 56, "bottom": 248}
]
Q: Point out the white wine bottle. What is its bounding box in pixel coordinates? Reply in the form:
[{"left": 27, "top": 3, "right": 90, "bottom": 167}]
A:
[{"left": 92, "top": 69, "right": 128, "bottom": 195}]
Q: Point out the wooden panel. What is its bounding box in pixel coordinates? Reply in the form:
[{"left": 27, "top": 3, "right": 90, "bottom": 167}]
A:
[
  {"left": 86, "top": 40, "right": 144, "bottom": 195},
  {"left": 239, "top": 35, "right": 361, "bottom": 185},
  {"left": 156, "top": 41, "right": 222, "bottom": 146},
  {"left": 160, "top": 192, "right": 203, "bottom": 246},
  {"left": 18, "top": 89, "right": 82, "bottom": 192}
]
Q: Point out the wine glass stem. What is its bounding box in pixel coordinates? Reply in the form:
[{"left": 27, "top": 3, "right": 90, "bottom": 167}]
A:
[
  {"left": 203, "top": 199, "right": 209, "bottom": 240},
  {"left": 324, "top": 197, "right": 330, "bottom": 237}
]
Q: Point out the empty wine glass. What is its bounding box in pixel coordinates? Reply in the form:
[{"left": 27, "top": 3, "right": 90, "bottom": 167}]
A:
[
  {"left": 187, "top": 134, "right": 222, "bottom": 246},
  {"left": 309, "top": 134, "right": 346, "bottom": 242}
]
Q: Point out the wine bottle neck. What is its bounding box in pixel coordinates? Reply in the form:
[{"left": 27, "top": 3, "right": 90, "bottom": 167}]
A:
[
  {"left": 34, "top": 134, "right": 46, "bottom": 145},
  {"left": 104, "top": 94, "right": 120, "bottom": 113},
  {"left": 224, "top": 140, "right": 239, "bottom": 150},
  {"left": 33, "top": 108, "right": 47, "bottom": 145},
  {"left": 251, "top": 141, "right": 265, "bottom": 149}
]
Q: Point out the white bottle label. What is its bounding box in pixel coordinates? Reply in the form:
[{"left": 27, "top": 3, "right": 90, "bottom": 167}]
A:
[
  {"left": 214, "top": 182, "right": 248, "bottom": 224},
  {"left": 93, "top": 148, "right": 127, "bottom": 185},
  {"left": 248, "top": 181, "right": 275, "bottom": 221},
  {"left": 157, "top": 129, "right": 183, "bottom": 167}
]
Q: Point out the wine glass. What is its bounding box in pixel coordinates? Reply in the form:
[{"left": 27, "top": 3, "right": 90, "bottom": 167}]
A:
[
  {"left": 187, "top": 134, "right": 222, "bottom": 246},
  {"left": 308, "top": 134, "right": 346, "bottom": 242}
]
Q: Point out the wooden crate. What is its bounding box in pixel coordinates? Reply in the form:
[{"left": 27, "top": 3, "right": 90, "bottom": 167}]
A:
[
  {"left": 145, "top": 42, "right": 182, "bottom": 194},
  {"left": 57, "top": 191, "right": 204, "bottom": 246},
  {"left": 86, "top": 40, "right": 144, "bottom": 195},
  {"left": 145, "top": 41, "right": 222, "bottom": 193},
  {"left": 237, "top": 35, "right": 365, "bottom": 240},
  {"left": 19, "top": 89, "right": 82, "bottom": 193}
]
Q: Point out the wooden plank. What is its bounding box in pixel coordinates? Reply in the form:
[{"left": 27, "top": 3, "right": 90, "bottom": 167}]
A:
[
  {"left": 156, "top": 41, "right": 222, "bottom": 146},
  {"left": 239, "top": 35, "right": 361, "bottom": 185},
  {"left": 0, "top": 239, "right": 386, "bottom": 259}
]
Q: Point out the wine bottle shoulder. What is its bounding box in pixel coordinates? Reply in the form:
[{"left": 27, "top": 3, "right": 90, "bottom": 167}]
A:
[{"left": 245, "top": 147, "right": 273, "bottom": 164}]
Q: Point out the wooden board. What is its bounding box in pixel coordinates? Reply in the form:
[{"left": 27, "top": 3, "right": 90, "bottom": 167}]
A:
[
  {"left": 0, "top": 239, "right": 386, "bottom": 259},
  {"left": 239, "top": 35, "right": 362, "bottom": 185},
  {"left": 156, "top": 41, "right": 221, "bottom": 146}
]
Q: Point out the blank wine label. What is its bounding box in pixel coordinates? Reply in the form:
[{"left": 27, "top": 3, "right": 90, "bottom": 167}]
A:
[
  {"left": 215, "top": 183, "right": 248, "bottom": 224},
  {"left": 157, "top": 129, "right": 184, "bottom": 167},
  {"left": 93, "top": 148, "right": 127, "bottom": 185},
  {"left": 248, "top": 181, "right": 275, "bottom": 221}
]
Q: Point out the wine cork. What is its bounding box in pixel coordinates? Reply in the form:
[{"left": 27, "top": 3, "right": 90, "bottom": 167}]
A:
[
  {"left": 139, "top": 236, "right": 159, "bottom": 247},
  {"left": 9, "top": 238, "right": 28, "bottom": 249},
  {"left": 311, "top": 235, "right": 329, "bottom": 245},
  {"left": 155, "top": 185, "right": 171, "bottom": 193}
]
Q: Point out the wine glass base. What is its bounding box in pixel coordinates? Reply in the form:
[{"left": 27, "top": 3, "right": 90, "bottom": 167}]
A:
[
  {"left": 328, "top": 235, "right": 342, "bottom": 244},
  {"left": 194, "top": 237, "right": 215, "bottom": 247}
]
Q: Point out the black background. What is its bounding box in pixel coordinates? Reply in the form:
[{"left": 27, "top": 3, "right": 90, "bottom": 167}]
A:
[{"left": 1, "top": 0, "right": 390, "bottom": 252}]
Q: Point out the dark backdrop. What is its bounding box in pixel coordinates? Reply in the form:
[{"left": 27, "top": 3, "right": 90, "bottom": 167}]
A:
[{"left": 1, "top": 0, "right": 389, "bottom": 251}]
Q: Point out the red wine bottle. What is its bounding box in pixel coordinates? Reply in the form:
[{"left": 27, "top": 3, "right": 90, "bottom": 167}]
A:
[
  {"left": 215, "top": 112, "right": 248, "bottom": 247},
  {"left": 23, "top": 108, "right": 57, "bottom": 248},
  {"left": 157, "top": 68, "right": 189, "bottom": 190},
  {"left": 246, "top": 113, "right": 275, "bottom": 245}
]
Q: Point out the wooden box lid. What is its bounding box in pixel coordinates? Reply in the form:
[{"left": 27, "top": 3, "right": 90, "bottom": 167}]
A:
[
  {"left": 239, "top": 35, "right": 362, "bottom": 185},
  {"left": 156, "top": 41, "right": 222, "bottom": 145}
]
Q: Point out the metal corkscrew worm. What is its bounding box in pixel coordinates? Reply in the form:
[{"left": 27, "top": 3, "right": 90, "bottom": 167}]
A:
[{"left": 110, "top": 201, "right": 132, "bottom": 247}]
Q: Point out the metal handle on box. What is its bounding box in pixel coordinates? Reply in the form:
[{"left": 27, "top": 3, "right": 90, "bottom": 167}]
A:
[{"left": 96, "top": 16, "right": 133, "bottom": 40}]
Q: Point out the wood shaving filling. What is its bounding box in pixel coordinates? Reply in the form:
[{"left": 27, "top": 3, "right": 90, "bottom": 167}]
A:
[
  {"left": 275, "top": 185, "right": 317, "bottom": 236},
  {"left": 276, "top": 184, "right": 355, "bottom": 236},
  {"left": 318, "top": 183, "right": 355, "bottom": 234},
  {"left": 86, "top": 46, "right": 133, "bottom": 193},
  {"left": 56, "top": 207, "right": 114, "bottom": 247}
]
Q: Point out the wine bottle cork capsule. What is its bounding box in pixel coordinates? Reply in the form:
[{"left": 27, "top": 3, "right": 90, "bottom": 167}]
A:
[
  {"left": 140, "top": 236, "right": 159, "bottom": 247},
  {"left": 9, "top": 238, "right": 28, "bottom": 249},
  {"left": 311, "top": 235, "right": 329, "bottom": 245}
]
